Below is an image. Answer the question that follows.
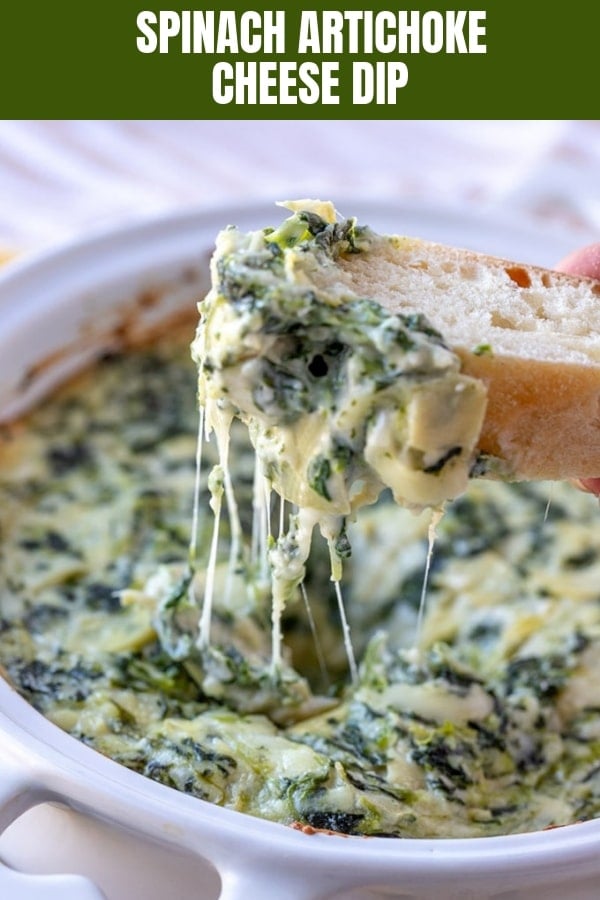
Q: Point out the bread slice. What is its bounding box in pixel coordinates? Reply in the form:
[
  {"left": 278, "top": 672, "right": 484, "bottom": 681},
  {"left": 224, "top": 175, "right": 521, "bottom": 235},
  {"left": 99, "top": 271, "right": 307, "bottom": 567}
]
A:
[{"left": 309, "top": 236, "right": 600, "bottom": 481}]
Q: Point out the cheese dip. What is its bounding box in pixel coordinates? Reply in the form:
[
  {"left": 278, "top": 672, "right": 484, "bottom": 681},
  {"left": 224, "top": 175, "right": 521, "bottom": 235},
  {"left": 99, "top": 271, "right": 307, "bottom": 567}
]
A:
[{"left": 1, "top": 321, "right": 600, "bottom": 837}]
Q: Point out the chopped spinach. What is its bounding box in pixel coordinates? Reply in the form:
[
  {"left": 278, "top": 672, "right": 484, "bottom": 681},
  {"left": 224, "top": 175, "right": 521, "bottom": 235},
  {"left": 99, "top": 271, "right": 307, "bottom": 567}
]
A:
[
  {"left": 307, "top": 455, "right": 332, "bottom": 501},
  {"left": 302, "top": 810, "right": 365, "bottom": 834},
  {"left": 503, "top": 655, "right": 570, "bottom": 701},
  {"left": 46, "top": 441, "right": 93, "bottom": 476},
  {"left": 13, "top": 658, "right": 102, "bottom": 705}
]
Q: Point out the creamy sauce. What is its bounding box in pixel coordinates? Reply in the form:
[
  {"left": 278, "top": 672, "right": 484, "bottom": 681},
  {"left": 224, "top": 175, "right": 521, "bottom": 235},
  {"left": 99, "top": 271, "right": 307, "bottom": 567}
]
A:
[
  {"left": 191, "top": 201, "right": 487, "bottom": 675},
  {"left": 415, "top": 507, "right": 445, "bottom": 646},
  {"left": 2, "top": 330, "right": 600, "bottom": 837}
]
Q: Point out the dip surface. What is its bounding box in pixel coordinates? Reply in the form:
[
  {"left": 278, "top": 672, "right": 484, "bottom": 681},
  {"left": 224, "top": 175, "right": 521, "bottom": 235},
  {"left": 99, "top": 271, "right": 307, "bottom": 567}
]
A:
[{"left": 1, "top": 324, "right": 600, "bottom": 837}]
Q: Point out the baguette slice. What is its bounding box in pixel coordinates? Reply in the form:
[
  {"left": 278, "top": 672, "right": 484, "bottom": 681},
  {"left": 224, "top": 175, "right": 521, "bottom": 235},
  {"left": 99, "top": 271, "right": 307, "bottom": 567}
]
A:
[
  {"left": 196, "top": 199, "right": 600, "bottom": 516},
  {"left": 309, "top": 232, "right": 600, "bottom": 481}
]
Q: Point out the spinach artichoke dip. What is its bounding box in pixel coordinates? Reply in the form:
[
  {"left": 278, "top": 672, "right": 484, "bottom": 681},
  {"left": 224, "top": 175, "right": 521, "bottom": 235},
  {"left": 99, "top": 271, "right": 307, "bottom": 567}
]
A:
[{"left": 1, "top": 206, "right": 600, "bottom": 841}]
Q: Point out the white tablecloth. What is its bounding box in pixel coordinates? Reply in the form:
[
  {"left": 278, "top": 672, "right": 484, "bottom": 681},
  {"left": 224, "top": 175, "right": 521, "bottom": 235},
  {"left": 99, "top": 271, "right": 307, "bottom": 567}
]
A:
[{"left": 0, "top": 120, "right": 598, "bottom": 255}]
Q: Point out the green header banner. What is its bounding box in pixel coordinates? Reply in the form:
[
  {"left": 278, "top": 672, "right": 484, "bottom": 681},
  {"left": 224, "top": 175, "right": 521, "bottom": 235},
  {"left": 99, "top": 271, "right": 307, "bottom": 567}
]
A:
[{"left": 0, "top": 1, "right": 594, "bottom": 117}]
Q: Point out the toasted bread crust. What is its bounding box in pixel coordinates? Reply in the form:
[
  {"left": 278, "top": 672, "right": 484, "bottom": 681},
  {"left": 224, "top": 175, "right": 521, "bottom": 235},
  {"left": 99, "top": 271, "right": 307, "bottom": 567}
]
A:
[
  {"left": 460, "top": 351, "right": 600, "bottom": 479},
  {"left": 317, "top": 236, "right": 600, "bottom": 480}
]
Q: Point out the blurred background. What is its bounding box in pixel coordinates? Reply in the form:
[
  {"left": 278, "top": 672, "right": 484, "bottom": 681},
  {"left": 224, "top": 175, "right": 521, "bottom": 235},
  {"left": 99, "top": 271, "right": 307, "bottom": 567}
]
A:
[{"left": 0, "top": 119, "right": 598, "bottom": 260}]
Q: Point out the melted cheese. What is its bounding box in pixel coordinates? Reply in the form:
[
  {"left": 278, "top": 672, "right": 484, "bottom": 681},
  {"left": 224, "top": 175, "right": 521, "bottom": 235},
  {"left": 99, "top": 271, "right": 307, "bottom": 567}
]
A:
[
  {"left": 194, "top": 202, "right": 486, "bottom": 511},
  {"left": 2, "top": 241, "right": 600, "bottom": 840},
  {"left": 191, "top": 201, "right": 487, "bottom": 669}
]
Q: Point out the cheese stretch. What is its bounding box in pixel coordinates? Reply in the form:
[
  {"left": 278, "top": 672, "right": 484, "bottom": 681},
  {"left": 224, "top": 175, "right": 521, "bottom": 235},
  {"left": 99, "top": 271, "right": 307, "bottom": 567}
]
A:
[
  {"left": 1, "top": 316, "right": 600, "bottom": 837},
  {"left": 191, "top": 201, "right": 487, "bottom": 669}
]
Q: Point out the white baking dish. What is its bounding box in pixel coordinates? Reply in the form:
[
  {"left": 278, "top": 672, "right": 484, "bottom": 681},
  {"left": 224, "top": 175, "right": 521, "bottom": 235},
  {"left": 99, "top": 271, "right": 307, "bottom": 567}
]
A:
[{"left": 0, "top": 203, "right": 598, "bottom": 900}]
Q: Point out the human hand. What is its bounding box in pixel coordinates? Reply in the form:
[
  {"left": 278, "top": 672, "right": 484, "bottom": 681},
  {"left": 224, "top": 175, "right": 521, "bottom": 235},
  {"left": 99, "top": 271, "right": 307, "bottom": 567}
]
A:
[{"left": 556, "top": 243, "right": 600, "bottom": 497}]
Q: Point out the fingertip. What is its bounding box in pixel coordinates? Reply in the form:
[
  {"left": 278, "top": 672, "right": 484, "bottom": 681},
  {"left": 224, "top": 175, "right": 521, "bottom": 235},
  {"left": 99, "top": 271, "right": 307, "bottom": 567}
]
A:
[
  {"left": 556, "top": 243, "right": 600, "bottom": 280},
  {"left": 575, "top": 477, "right": 600, "bottom": 498}
]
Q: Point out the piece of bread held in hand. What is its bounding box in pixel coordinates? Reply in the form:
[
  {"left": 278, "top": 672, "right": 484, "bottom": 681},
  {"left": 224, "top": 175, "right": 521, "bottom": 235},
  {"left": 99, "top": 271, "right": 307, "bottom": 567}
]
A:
[{"left": 310, "top": 234, "right": 600, "bottom": 482}]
